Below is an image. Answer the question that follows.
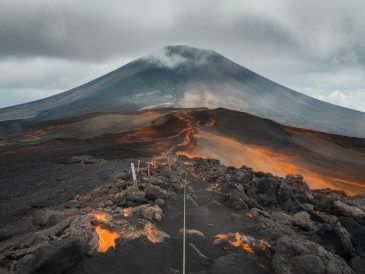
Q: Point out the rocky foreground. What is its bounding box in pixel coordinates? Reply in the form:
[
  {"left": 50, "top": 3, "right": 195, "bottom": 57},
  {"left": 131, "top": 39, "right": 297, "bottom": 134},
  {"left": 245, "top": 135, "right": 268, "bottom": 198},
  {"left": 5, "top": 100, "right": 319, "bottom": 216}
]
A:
[{"left": 1, "top": 156, "right": 365, "bottom": 273}]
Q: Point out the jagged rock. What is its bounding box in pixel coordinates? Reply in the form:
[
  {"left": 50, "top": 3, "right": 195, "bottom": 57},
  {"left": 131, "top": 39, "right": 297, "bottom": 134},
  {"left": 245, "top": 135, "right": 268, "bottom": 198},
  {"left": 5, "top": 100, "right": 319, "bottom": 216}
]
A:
[
  {"left": 222, "top": 192, "right": 248, "bottom": 210},
  {"left": 251, "top": 208, "right": 295, "bottom": 241},
  {"left": 315, "top": 222, "right": 353, "bottom": 258},
  {"left": 308, "top": 210, "right": 338, "bottom": 225},
  {"left": 292, "top": 211, "right": 316, "bottom": 231},
  {"left": 333, "top": 201, "right": 365, "bottom": 222},
  {"left": 256, "top": 177, "right": 279, "bottom": 195},
  {"left": 179, "top": 229, "right": 205, "bottom": 239},
  {"left": 340, "top": 217, "right": 365, "bottom": 253},
  {"left": 139, "top": 205, "right": 163, "bottom": 222},
  {"left": 144, "top": 185, "right": 167, "bottom": 200},
  {"left": 343, "top": 196, "right": 365, "bottom": 212},
  {"left": 17, "top": 238, "right": 85, "bottom": 274},
  {"left": 271, "top": 212, "right": 293, "bottom": 225},
  {"left": 276, "top": 176, "right": 313, "bottom": 211},
  {"left": 273, "top": 235, "right": 354, "bottom": 274},
  {"left": 126, "top": 190, "right": 146, "bottom": 204}
]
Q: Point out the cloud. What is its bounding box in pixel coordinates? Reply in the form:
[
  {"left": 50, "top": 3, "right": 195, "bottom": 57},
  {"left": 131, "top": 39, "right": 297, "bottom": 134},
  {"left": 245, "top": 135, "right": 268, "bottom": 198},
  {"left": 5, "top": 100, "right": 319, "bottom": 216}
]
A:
[
  {"left": 143, "top": 47, "right": 188, "bottom": 68},
  {"left": 0, "top": 0, "right": 364, "bottom": 110},
  {"left": 299, "top": 88, "right": 365, "bottom": 112},
  {"left": 0, "top": 56, "right": 131, "bottom": 107}
]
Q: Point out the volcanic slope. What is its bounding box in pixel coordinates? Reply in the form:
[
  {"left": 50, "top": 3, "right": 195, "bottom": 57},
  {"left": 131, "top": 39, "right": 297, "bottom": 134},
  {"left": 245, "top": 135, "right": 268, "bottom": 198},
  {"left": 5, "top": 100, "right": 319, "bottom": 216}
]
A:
[
  {"left": 1, "top": 107, "right": 364, "bottom": 195},
  {"left": 1, "top": 45, "right": 365, "bottom": 138}
]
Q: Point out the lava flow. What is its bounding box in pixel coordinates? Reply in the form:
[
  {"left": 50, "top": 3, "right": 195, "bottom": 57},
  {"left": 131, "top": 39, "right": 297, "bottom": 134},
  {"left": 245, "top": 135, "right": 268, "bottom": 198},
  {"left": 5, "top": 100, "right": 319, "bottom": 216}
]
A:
[
  {"left": 94, "top": 224, "right": 121, "bottom": 253},
  {"left": 92, "top": 212, "right": 121, "bottom": 253},
  {"left": 122, "top": 208, "right": 131, "bottom": 217},
  {"left": 123, "top": 224, "right": 166, "bottom": 244},
  {"left": 92, "top": 211, "right": 110, "bottom": 221},
  {"left": 181, "top": 131, "right": 365, "bottom": 195},
  {"left": 144, "top": 224, "right": 161, "bottom": 243},
  {"left": 215, "top": 232, "right": 254, "bottom": 254}
]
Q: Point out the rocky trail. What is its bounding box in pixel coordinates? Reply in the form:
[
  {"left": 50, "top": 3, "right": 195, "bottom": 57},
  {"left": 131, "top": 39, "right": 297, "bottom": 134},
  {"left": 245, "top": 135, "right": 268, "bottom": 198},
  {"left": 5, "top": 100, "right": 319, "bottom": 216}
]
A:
[{"left": 1, "top": 155, "right": 364, "bottom": 273}]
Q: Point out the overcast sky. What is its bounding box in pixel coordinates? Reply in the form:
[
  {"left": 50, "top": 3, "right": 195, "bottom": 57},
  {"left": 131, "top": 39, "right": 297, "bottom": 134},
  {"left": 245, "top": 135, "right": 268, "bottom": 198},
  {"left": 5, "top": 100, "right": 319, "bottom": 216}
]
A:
[{"left": 0, "top": 0, "right": 364, "bottom": 112}]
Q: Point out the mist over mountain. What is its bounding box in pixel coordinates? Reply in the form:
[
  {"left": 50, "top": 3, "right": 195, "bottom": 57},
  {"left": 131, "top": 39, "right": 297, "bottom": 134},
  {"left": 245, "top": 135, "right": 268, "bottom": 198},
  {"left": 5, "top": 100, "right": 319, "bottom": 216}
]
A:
[{"left": 1, "top": 45, "right": 365, "bottom": 137}]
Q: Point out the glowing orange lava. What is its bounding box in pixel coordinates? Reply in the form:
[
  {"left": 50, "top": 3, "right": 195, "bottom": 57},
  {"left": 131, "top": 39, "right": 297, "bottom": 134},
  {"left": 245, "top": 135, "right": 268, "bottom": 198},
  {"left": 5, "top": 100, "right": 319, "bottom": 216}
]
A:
[
  {"left": 94, "top": 224, "right": 121, "bottom": 253},
  {"left": 180, "top": 131, "right": 365, "bottom": 195},
  {"left": 122, "top": 208, "right": 130, "bottom": 217},
  {"left": 246, "top": 211, "right": 253, "bottom": 219},
  {"left": 144, "top": 224, "right": 161, "bottom": 243},
  {"left": 122, "top": 224, "right": 164, "bottom": 243},
  {"left": 215, "top": 232, "right": 254, "bottom": 254},
  {"left": 92, "top": 212, "right": 110, "bottom": 221},
  {"left": 176, "top": 151, "right": 207, "bottom": 159}
]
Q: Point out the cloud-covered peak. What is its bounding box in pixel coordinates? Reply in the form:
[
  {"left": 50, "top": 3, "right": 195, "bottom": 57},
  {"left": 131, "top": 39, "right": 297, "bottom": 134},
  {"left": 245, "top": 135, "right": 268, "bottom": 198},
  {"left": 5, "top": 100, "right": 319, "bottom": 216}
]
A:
[{"left": 142, "top": 45, "right": 220, "bottom": 68}]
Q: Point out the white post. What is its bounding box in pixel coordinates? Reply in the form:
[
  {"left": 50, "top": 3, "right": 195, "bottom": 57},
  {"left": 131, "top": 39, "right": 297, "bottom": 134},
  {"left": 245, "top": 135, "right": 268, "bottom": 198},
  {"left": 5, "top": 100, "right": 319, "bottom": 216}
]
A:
[{"left": 131, "top": 163, "right": 138, "bottom": 190}]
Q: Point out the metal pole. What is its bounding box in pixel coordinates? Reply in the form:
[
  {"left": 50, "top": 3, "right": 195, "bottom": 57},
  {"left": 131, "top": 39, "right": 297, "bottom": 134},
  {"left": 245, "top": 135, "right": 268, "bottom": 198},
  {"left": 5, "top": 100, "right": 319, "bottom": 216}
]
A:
[
  {"left": 181, "top": 171, "right": 187, "bottom": 274},
  {"left": 131, "top": 163, "right": 137, "bottom": 190}
]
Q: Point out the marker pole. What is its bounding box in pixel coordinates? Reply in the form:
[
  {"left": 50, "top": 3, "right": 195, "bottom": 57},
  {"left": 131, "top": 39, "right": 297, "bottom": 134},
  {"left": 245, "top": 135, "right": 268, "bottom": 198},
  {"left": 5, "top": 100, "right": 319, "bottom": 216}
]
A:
[{"left": 131, "top": 163, "right": 137, "bottom": 190}]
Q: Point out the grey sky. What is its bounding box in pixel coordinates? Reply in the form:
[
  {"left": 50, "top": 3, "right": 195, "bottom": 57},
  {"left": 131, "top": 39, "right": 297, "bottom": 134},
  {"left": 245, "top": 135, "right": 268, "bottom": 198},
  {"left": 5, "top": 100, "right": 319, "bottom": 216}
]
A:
[{"left": 0, "top": 0, "right": 364, "bottom": 112}]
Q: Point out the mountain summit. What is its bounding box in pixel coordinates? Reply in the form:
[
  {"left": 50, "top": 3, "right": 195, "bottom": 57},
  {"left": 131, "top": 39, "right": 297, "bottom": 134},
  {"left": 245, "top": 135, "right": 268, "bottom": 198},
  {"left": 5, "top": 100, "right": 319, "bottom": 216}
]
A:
[{"left": 1, "top": 45, "right": 365, "bottom": 137}]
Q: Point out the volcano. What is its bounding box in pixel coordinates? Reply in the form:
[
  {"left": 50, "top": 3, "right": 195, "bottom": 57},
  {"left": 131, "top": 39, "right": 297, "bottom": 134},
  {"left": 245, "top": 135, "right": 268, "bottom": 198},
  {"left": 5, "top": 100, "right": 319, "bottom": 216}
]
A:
[
  {"left": 1, "top": 45, "right": 365, "bottom": 138},
  {"left": 1, "top": 46, "right": 365, "bottom": 274}
]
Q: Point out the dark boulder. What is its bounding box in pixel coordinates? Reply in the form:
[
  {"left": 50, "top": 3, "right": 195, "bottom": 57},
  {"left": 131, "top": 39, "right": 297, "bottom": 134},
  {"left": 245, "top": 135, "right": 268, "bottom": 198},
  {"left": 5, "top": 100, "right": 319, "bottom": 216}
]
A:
[
  {"left": 273, "top": 235, "right": 354, "bottom": 274},
  {"left": 18, "top": 238, "right": 85, "bottom": 274},
  {"left": 145, "top": 185, "right": 167, "bottom": 200}
]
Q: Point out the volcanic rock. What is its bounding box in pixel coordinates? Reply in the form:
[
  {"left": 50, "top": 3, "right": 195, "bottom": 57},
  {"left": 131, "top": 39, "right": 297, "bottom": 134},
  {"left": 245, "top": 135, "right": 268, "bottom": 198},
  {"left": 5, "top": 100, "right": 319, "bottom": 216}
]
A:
[
  {"left": 315, "top": 222, "right": 353, "bottom": 258},
  {"left": 210, "top": 253, "right": 266, "bottom": 274},
  {"left": 273, "top": 235, "right": 354, "bottom": 274},
  {"left": 132, "top": 204, "right": 163, "bottom": 222},
  {"left": 292, "top": 211, "right": 316, "bottom": 231},
  {"left": 17, "top": 238, "right": 85, "bottom": 274},
  {"left": 339, "top": 217, "right": 365, "bottom": 253},
  {"left": 334, "top": 201, "right": 365, "bottom": 222},
  {"left": 126, "top": 190, "right": 146, "bottom": 205},
  {"left": 145, "top": 185, "right": 167, "bottom": 200},
  {"left": 271, "top": 212, "right": 293, "bottom": 225}
]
